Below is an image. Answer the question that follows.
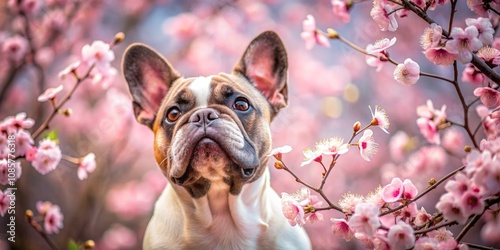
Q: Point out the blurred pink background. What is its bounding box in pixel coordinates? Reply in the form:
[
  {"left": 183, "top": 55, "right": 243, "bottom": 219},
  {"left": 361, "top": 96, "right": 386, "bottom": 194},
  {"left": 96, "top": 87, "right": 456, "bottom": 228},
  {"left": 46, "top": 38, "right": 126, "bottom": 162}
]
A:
[{"left": 0, "top": 0, "right": 496, "bottom": 249}]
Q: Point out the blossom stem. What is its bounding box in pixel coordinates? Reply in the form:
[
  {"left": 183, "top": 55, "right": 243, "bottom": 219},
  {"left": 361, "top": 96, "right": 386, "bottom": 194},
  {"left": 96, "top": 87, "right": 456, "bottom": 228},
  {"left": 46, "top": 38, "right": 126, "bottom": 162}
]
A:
[
  {"left": 419, "top": 72, "right": 454, "bottom": 84},
  {"left": 380, "top": 165, "right": 465, "bottom": 216},
  {"left": 450, "top": 62, "right": 479, "bottom": 148},
  {"left": 414, "top": 220, "right": 456, "bottom": 234},
  {"left": 32, "top": 65, "right": 94, "bottom": 139},
  {"left": 464, "top": 242, "right": 498, "bottom": 250},
  {"left": 455, "top": 196, "right": 500, "bottom": 242},
  {"left": 26, "top": 211, "right": 60, "bottom": 250},
  {"left": 447, "top": 0, "right": 457, "bottom": 36}
]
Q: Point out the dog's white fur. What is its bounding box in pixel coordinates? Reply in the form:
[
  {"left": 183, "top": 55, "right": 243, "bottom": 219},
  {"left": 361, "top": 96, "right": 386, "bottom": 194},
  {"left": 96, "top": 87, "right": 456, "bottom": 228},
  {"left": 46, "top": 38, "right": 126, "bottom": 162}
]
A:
[{"left": 143, "top": 168, "right": 311, "bottom": 249}]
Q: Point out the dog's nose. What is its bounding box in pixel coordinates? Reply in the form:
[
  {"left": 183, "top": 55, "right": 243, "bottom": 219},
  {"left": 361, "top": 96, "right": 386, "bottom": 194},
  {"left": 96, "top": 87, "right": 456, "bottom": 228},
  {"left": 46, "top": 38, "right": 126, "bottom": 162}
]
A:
[{"left": 189, "top": 108, "right": 219, "bottom": 127}]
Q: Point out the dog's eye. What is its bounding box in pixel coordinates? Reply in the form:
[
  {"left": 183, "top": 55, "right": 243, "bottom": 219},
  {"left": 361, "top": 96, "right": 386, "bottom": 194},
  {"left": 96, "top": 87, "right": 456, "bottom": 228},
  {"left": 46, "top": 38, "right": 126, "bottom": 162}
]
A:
[
  {"left": 166, "top": 107, "right": 182, "bottom": 122},
  {"left": 233, "top": 97, "right": 249, "bottom": 111}
]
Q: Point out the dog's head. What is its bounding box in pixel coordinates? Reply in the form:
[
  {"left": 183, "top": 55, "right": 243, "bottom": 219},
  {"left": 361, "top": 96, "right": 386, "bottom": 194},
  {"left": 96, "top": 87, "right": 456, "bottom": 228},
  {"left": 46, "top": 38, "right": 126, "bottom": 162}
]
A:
[{"left": 122, "top": 31, "right": 288, "bottom": 198}]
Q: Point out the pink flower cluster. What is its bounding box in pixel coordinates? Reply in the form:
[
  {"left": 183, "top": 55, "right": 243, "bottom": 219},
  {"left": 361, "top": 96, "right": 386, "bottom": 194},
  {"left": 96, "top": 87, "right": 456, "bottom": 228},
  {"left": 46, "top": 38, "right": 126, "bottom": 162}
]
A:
[
  {"left": 59, "top": 40, "right": 117, "bottom": 88},
  {"left": 328, "top": 178, "right": 470, "bottom": 249},
  {"left": 281, "top": 187, "right": 323, "bottom": 227},
  {"left": 36, "top": 201, "right": 64, "bottom": 234},
  {"left": 420, "top": 18, "right": 495, "bottom": 66},
  {"left": 416, "top": 100, "right": 447, "bottom": 145}
]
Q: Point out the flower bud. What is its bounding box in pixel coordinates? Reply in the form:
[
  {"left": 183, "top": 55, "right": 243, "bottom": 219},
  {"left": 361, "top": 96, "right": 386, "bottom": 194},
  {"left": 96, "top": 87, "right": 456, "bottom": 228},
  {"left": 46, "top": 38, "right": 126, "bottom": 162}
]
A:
[
  {"left": 353, "top": 121, "right": 361, "bottom": 132},
  {"left": 113, "top": 32, "right": 125, "bottom": 45},
  {"left": 25, "top": 209, "right": 34, "bottom": 219},
  {"left": 274, "top": 161, "right": 286, "bottom": 170},
  {"left": 59, "top": 108, "right": 72, "bottom": 117},
  {"left": 327, "top": 28, "right": 339, "bottom": 39},
  {"left": 464, "top": 145, "right": 471, "bottom": 153},
  {"left": 428, "top": 178, "right": 436, "bottom": 186},
  {"left": 84, "top": 240, "right": 96, "bottom": 249}
]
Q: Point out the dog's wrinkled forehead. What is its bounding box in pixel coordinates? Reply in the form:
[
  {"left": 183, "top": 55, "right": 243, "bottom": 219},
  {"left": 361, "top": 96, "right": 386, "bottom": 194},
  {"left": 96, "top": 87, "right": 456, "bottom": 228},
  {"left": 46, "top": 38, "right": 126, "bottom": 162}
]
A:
[{"left": 166, "top": 73, "right": 263, "bottom": 110}]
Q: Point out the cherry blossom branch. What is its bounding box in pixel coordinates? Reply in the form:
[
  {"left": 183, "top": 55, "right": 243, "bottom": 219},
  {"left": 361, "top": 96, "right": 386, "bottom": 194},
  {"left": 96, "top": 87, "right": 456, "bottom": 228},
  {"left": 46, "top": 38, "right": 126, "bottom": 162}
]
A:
[
  {"left": 26, "top": 210, "right": 60, "bottom": 250},
  {"left": 32, "top": 65, "right": 94, "bottom": 139},
  {"left": 455, "top": 196, "right": 500, "bottom": 242},
  {"left": 399, "top": 0, "right": 500, "bottom": 83},
  {"left": 0, "top": 62, "right": 25, "bottom": 104},
  {"left": 414, "top": 220, "right": 456, "bottom": 234},
  {"left": 464, "top": 242, "right": 497, "bottom": 250},
  {"left": 380, "top": 165, "right": 465, "bottom": 216},
  {"left": 447, "top": 0, "right": 457, "bottom": 36},
  {"left": 329, "top": 31, "right": 456, "bottom": 84}
]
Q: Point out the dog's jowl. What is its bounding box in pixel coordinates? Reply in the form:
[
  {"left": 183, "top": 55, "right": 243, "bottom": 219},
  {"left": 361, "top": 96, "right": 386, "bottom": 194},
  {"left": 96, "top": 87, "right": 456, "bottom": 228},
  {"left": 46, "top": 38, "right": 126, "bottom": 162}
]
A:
[{"left": 122, "top": 31, "right": 312, "bottom": 249}]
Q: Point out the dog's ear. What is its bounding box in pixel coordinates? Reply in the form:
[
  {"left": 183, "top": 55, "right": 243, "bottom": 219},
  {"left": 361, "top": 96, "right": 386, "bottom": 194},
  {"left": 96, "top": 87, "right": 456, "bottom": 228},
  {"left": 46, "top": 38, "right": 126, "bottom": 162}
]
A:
[
  {"left": 233, "top": 31, "right": 288, "bottom": 116},
  {"left": 122, "top": 44, "right": 180, "bottom": 129}
]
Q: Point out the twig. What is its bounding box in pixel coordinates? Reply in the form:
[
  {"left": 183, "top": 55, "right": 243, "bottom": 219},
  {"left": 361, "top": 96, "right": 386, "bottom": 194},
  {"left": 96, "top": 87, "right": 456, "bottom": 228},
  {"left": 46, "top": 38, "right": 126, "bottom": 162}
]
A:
[
  {"left": 380, "top": 165, "right": 465, "bottom": 216},
  {"left": 32, "top": 65, "right": 94, "bottom": 139}
]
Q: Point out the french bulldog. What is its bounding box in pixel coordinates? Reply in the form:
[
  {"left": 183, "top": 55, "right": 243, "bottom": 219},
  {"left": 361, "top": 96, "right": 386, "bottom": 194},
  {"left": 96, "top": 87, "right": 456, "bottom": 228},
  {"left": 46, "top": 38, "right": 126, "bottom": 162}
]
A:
[{"left": 122, "top": 31, "right": 311, "bottom": 249}]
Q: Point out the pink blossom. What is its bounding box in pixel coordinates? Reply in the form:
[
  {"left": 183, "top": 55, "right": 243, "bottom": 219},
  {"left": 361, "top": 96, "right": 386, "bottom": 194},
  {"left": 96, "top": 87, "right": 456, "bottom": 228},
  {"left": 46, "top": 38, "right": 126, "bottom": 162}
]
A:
[
  {"left": 462, "top": 64, "right": 486, "bottom": 85},
  {"left": 25, "top": 146, "right": 37, "bottom": 162},
  {"left": 445, "top": 26, "right": 483, "bottom": 64},
  {"left": 36, "top": 201, "right": 53, "bottom": 215},
  {"left": 14, "top": 129, "right": 33, "bottom": 157},
  {"left": 420, "top": 23, "right": 443, "bottom": 50},
  {"left": 2, "top": 35, "right": 29, "bottom": 63},
  {"left": 0, "top": 190, "right": 10, "bottom": 216},
  {"left": 78, "top": 153, "right": 96, "bottom": 180},
  {"left": 475, "top": 106, "right": 500, "bottom": 140},
  {"left": 416, "top": 100, "right": 447, "bottom": 144},
  {"left": 459, "top": 190, "right": 484, "bottom": 218},
  {"left": 315, "top": 137, "right": 349, "bottom": 156},
  {"left": 31, "top": 139, "right": 62, "bottom": 175},
  {"left": 81, "top": 40, "right": 115, "bottom": 73},
  {"left": 476, "top": 157, "right": 500, "bottom": 195},
  {"left": 369, "top": 105, "right": 390, "bottom": 133},
  {"left": 387, "top": 221, "right": 415, "bottom": 249},
  {"left": 436, "top": 193, "right": 468, "bottom": 224},
  {"left": 268, "top": 145, "right": 292, "bottom": 161},
  {"left": 389, "top": 131, "right": 412, "bottom": 162},
  {"left": 4, "top": 112, "right": 34, "bottom": 131},
  {"left": 38, "top": 85, "right": 64, "bottom": 102},
  {"left": 300, "top": 15, "right": 330, "bottom": 50},
  {"left": 393, "top": 58, "right": 420, "bottom": 86},
  {"left": 0, "top": 159, "right": 21, "bottom": 186},
  {"left": 331, "top": 218, "right": 354, "bottom": 241},
  {"left": 477, "top": 46, "right": 500, "bottom": 66},
  {"left": 365, "top": 54, "right": 386, "bottom": 72},
  {"left": 427, "top": 227, "right": 453, "bottom": 243},
  {"left": 281, "top": 192, "right": 306, "bottom": 226},
  {"left": 465, "top": 149, "right": 492, "bottom": 176},
  {"left": 398, "top": 202, "right": 418, "bottom": 222},
  {"left": 466, "top": 17, "right": 494, "bottom": 45},
  {"left": 414, "top": 207, "right": 432, "bottom": 226},
  {"left": 101, "top": 224, "right": 138, "bottom": 250},
  {"left": 7, "top": 0, "right": 42, "bottom": 15},
  {"left": 442, "top": 128, "right": 465, "bottom": 155},
  {"left": 466, "top": 0, "right": 489, "bottom": 17},
  {"left": 44, "top": 204, "right": 64, "bottom": 234},
  {"left": 331, "top": 0, "right": 350, "bottom": 23},
  {"left": 300, "top": 148, "right": 322, "bottom": 166},
  {"left": 339, "top": 193, "right": 365, "bottom": 214},
  {"left": 358, "top": 129, "right": 378, "bottom": 161},
  {"left": 58, "top": 61, "right": 81, "bottom": 80},
  {"left": 474, "top": 87, "right": 500, "bottom": 108},
  {"left": 414, "top": 237, "right": 439, "bottom": 250},
  {"left": 424, "top": 46, "right": 457, "bottom": 66},
  {"left": 381, "top": 177, "right": 418, "bottom": 203},
  {"left": 444, "top": 173, "right": 471, "bottom": 196},
  {"left": 366, "top": 37, "right": 396, "bottom": 55},
  {"left": 370, "top": 0, "right": 398, "bottom": 31},
  {"left": 348, "top": 202, "right": 381, "bottom": 236},
  {"left": 481, "top": 210, "right": 500, "bottom": 244}
]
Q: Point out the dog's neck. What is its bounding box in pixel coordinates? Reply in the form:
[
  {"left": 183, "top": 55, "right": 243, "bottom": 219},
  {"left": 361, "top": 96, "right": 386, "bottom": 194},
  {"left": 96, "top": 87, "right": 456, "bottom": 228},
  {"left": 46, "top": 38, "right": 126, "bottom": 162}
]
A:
[{"left": 170, "top": 168, "right": 272, "bottom": 231}]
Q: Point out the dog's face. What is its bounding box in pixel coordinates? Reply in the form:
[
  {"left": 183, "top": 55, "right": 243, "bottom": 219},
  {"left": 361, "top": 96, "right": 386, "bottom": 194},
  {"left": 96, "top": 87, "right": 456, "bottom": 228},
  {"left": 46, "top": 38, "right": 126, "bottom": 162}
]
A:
[{"left": 122, "top": 31, "right": 288, "bottom": 198}]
